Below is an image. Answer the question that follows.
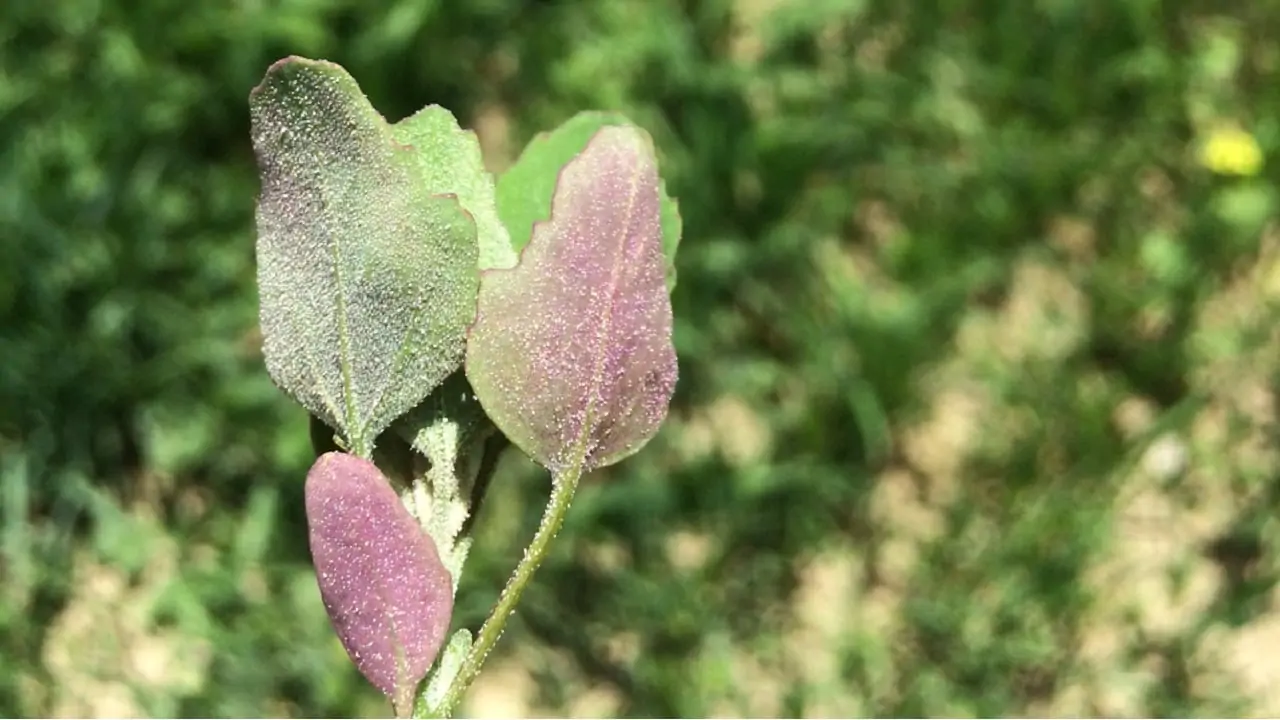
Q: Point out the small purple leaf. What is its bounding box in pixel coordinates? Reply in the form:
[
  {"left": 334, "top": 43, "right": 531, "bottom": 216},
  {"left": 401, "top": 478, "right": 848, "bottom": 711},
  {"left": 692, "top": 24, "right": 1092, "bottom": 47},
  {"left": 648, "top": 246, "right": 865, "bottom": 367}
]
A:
[
  {"left": 305, "top": 451, "right": 453, "bottom": 716},
  {"left": 465, "top": 125, "right": 678, "bottom": 474}
]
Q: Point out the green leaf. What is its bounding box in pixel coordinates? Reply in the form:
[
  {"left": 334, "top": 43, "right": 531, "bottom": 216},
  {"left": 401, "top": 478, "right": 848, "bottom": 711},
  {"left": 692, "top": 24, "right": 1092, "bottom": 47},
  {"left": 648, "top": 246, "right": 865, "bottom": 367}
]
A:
[
  {"left": 496, "top": 112, "right": 682, "bottom": 290},
  {"left": 467, "top": 125, "right": 678, "bottom": 474},
  {"left": 392, "top": 107, "right": 518, "bottom": 271},
  {"left": 250, "top": 57, "right": 480, "bottom": 457},
  {"left": 418, "top": 629, "right": 473, "bottom": 717}
]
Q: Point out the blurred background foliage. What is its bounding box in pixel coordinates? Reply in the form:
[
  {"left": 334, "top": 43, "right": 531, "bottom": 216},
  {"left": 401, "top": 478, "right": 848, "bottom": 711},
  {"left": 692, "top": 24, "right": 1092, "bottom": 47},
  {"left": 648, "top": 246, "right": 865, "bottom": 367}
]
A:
[{"left": 6, "top": 0, "right": 1280, "bottom": 716}]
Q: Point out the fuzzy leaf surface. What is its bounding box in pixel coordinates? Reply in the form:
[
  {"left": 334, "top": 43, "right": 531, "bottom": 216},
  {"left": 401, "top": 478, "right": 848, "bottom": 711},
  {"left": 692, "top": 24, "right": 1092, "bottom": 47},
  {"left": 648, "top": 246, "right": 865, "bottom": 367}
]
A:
[
  {"left": 467, "top": 125, "right": 678, "bottom": 474},
  {"left": 251, "top": 56, "right": 478, "bottom": 456},
  {"left": 305, "top": 451, "right": 454, "bottom": 716},
  {"left": 496, "top": 112, "right": 682, "bottom": 290},
  {"left": 392, "top": 106, "right": 517, "bottom": 270}
]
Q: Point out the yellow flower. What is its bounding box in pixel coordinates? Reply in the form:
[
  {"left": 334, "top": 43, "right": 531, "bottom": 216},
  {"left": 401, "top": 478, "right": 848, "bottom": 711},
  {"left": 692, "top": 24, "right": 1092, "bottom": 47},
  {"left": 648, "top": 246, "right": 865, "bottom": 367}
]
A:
[{"left": 1199, "top": 124, "right": 1263, "bottom": 176}]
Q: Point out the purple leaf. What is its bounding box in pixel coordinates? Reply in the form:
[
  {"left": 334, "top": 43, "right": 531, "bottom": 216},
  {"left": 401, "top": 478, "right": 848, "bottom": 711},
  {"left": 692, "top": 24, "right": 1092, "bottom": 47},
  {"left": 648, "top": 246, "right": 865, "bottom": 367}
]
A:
[
  {"left": 305, "top": 451, "right": 453, "bottom": 716},
  {"left": 465, "top": 125, "right": 678, "bottom": 475}
]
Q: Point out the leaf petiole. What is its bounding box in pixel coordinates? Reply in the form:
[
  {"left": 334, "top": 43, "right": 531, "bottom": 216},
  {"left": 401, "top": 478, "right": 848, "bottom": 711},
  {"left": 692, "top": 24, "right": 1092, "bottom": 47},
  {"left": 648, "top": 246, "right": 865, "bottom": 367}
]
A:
[{"left": 430, "top": 461, "right": 584, "bottom": 717}]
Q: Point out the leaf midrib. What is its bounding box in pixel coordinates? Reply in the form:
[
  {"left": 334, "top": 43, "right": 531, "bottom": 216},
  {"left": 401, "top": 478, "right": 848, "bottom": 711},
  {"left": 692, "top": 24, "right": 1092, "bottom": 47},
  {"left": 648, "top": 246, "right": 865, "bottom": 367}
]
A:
[{"left": 567, "top": 146, "right": 645, "bottom": 475}]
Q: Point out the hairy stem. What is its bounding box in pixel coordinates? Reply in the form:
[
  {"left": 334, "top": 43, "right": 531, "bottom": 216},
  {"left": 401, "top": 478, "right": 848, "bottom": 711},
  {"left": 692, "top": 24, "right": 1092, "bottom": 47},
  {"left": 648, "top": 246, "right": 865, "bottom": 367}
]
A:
[{"left": 433, "top": 463, "right": 583, "bottom": 716}]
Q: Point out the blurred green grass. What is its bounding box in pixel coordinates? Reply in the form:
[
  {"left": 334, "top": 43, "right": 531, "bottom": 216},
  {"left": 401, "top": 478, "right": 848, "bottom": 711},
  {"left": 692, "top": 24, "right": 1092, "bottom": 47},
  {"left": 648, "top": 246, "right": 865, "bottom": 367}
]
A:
[{"left": 6, "top": 0, "right": 1280, "bottom": 716}]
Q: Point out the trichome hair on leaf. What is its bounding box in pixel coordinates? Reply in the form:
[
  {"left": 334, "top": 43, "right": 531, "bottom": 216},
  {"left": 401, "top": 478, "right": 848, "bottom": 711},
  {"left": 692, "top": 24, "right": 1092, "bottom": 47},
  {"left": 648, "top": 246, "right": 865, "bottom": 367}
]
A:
[
  {"left": 305, "top": 451, "right": 455, "bottom": 717},
  {"left": 496, "top": 111, "right": 683, "bottom": 290},
  {"left": 251, "top": 57, "right": 479, "bottom": 457},
  {"left": 466, "top": 124, "right": 678, "bottom": 475}
]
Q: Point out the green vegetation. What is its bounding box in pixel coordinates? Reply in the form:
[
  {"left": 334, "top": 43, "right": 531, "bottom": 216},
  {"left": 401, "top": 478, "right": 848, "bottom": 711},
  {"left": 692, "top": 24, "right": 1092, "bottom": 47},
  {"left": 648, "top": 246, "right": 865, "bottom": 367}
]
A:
[{"left": 5, "top": 0, "right": 1280, "bottom": 716}]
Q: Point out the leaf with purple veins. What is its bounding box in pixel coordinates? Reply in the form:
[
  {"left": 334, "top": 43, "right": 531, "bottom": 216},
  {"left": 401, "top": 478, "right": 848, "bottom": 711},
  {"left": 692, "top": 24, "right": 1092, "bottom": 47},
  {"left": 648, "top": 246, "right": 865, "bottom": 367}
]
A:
[
  {"left": 466, "top": 125, "right": 678, "bottom": 475},
  {"left": 305, "top": 451, "right": 454, "bottom": 717}
]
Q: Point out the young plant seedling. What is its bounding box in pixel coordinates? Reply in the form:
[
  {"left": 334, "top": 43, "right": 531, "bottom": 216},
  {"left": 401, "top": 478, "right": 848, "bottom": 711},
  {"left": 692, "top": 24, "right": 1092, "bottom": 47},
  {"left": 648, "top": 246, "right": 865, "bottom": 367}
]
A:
[{"left": 250, "top": 55, "right": 681, "bottom": 718}]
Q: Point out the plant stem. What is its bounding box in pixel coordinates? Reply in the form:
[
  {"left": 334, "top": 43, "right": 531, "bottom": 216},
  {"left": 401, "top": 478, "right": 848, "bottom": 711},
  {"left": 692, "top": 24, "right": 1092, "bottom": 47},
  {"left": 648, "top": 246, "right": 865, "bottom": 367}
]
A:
[
  {"left": 433, "top": 464, "right": 583, "bottom": 716},
  {"left": 460, "top": 433, "right": 511, "bottom": 538}
]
